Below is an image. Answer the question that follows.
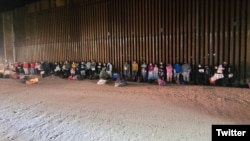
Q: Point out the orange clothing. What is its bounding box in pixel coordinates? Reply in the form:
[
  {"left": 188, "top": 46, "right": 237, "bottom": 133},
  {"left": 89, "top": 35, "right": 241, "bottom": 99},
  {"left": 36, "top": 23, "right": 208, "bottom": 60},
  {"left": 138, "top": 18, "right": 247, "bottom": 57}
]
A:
[
  {"left": 132, "top": 63, "right": 138, "bottom": 71},
  {"left": 23, "top": 62, "right": 29, "bottom": 68}
]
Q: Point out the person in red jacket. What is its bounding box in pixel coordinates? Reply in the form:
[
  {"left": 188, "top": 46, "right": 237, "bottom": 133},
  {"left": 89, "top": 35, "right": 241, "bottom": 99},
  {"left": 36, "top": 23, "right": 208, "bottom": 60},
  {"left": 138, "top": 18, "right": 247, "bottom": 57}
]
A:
[
  {"left": 23, "top": 61, "right": 29, "bottom": 75},
  {"left": 30, "top": 62, "right": 35, "bottom": 75}
]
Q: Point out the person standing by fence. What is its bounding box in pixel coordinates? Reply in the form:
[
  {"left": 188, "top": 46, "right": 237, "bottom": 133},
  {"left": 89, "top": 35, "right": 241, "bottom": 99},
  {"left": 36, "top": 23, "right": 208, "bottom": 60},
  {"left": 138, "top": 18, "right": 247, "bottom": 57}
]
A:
[
  {"left": 123, "top": 61, "right": 130, "bottom": 81},
  {"left": 131, "top": 60, "right": 138, "bottom": 81}
]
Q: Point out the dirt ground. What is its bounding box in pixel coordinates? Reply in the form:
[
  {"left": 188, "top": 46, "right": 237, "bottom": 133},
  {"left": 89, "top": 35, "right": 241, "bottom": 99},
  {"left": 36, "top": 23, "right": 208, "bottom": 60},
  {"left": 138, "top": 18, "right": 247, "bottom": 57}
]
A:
[{"left": 0, "top": 76, "right": 249, "bottom": 141}]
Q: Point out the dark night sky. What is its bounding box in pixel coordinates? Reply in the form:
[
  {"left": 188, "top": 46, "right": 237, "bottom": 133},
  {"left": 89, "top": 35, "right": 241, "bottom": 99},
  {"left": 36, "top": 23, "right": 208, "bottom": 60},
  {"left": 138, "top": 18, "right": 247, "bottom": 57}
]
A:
[{"left": 0, "top": 0, "right": 39, "bottom": 13}]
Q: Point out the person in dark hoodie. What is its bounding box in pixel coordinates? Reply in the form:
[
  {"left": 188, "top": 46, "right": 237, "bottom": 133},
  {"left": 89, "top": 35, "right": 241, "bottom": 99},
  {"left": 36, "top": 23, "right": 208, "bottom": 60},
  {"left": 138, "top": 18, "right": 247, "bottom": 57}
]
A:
[
  {"left": 90, "top": 60, "right": 97, "bottom": 79},
  {"left": 195, "top": 64, "right": 205, "bottom": 85},
  {"left": 158, "top": 61, "right": 165, "bottom": 81}
]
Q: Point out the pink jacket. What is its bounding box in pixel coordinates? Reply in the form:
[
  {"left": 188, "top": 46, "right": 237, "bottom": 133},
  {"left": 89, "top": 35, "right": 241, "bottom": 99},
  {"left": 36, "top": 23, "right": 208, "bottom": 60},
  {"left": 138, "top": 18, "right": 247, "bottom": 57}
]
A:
[{"left": 166, "top": 65, "right": 173, "bottom": 73}]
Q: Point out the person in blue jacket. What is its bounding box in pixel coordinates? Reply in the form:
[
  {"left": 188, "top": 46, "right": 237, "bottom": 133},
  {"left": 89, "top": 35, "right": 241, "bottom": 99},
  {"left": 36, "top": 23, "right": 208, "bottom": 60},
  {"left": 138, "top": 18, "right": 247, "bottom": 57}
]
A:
[{"left": 173, "top": 62, "right": 182, "bottom": 84}]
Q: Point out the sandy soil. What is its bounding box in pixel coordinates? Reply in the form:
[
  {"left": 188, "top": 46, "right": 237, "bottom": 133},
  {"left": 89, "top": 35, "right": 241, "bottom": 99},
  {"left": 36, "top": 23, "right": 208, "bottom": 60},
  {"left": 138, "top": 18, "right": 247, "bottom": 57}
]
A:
[{"left": 0, "top": 76, "right": 249, "bottom": 141}]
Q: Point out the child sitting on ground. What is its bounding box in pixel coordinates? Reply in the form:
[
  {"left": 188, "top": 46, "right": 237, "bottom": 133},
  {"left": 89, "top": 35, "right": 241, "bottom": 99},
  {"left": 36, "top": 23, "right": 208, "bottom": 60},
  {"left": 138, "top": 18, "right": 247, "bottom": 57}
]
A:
[
  {"left": 70, "top": 67, "right": 76, "bottom": 77},
  {"left": 157, "top": 78, "right": 166, "bottom": 86}
]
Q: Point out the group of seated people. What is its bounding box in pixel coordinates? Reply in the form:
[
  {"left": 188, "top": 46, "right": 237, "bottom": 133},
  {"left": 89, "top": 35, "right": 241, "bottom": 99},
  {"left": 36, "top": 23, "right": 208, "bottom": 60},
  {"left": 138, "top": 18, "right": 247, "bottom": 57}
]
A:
[
  {"left": 2, "top": 59, "right": 247, "bottom": 87},
  {"left": 10, "top": 60, "right": 113, "bottom": 80}
]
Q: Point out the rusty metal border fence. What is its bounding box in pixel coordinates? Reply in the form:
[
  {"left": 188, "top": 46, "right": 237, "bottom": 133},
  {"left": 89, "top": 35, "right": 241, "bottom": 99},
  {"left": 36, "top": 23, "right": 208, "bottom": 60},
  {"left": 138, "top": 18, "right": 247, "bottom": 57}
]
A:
[{"left": 0, "top": 0, "right": 250, "bottom": 84}]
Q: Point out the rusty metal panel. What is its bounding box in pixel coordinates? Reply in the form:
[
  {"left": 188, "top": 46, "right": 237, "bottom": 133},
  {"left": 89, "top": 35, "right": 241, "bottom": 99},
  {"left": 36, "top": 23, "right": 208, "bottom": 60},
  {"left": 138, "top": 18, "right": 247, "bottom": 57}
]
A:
[
  {"left": 234, "top": 0, "right": 241, "bottom": 84},
  {"left": 41, "top": 0, "right": 49, "bottom": 10},
  {"left": 209, "top": 0, "right": 214, "bottom": 65},
  {"left": 56, "top": 0, "right": 65, "bottom": 7},
  {"left": 224, "top": 0, "right": 229, "bottom": 64},
  {"left": 0, "top": 0, "right": 250, "bottom": 83},
  {"left": 204, "top": 0, "right": 209, "bottom": 64},
  {"left": 228, "top": 0, "right": 234, "bottom": 66},
  {"left": 2, "top": 12, "right": 15, "bottom": 63},
  {"left": 239, "top": 0, "right": 247, "bottom": 83},
  {"left": 246, "top": 0, "right": 250, "bottom": 82},
  {"left": 187, "top": 0, "right": 192, "bottom": 64},
  {"left": 0, "top": 17, "right": 4, "bottom": 63}
]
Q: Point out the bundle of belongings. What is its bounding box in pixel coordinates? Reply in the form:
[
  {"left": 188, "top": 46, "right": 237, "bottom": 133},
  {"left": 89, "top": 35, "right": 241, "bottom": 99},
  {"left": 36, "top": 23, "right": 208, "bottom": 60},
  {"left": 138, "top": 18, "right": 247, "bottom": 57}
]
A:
[
  {"left": 114, "top": 77, "right": 127, "bottom": 87},
  {"left": 67, "top": 75, "right": 77, "bottom": 80},
  {"left": 25, "top": 77, "right": 39, "bottom": 85},
  {"left": 11, "top": 73, "right": 19, "bottom": 79},
  {"left": 19, "top": 75, "right": 39, "bottom": 85},
  {"left": 0, "top": 68, "right": 12, "bottom": 78},
  {"left": 97, "top": 79, "right": 107, "bottom": 85}
]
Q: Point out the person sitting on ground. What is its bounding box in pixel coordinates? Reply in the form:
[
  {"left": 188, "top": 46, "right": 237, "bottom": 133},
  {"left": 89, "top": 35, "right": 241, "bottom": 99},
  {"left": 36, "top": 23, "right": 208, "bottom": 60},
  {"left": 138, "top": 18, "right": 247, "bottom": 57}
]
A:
[
  {"left": 97, "top": 67, "right": 109, "bottom": 85},
  {"left": 157, "top": 78, "right": 166, "bottom": 86},
  {"left": 114, "top": 77, "right": 127, "bottom": 87},
  {"left": 70, "top": 67, "right": 76, "bottom": 77}
]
